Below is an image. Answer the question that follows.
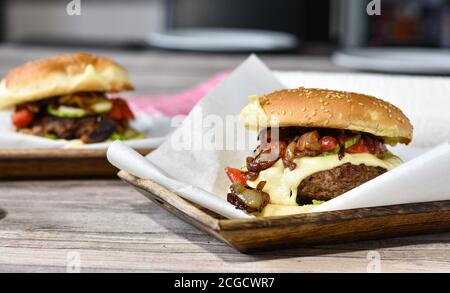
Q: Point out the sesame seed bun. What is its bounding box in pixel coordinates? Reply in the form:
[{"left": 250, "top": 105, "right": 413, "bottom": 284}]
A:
[
  {"left": 0, "top": 52, "right": 134, "bottom": 109},
  {"left": 252, "top": 87, "right": 413, "bottom": 145}
]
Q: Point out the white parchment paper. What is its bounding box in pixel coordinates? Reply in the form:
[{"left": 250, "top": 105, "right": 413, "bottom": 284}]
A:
[{"left": 108, "top": 55, "right": 450, "bottom": 217}]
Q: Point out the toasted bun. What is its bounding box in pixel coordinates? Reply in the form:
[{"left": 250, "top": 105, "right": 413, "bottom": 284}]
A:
[
  {"left": 0, "top": 52, "right": 134, "bottom": 108},
  {"left": 244, "top": 87, "right": 413, "bottom": 145}
]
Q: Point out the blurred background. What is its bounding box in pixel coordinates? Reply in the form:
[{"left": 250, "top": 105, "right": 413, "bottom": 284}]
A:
[
  {"left": 2, "top": 0, "right": 450, "bottom": 49},
  {"left": 1, "top": 0, "right": 450, "bottom": 93}
]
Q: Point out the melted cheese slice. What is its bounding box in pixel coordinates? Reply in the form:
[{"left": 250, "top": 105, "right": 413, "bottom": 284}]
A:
[
  {"left": 257, "top": 204, "right": 314, "bottom": 217},
  {"left": 247, "top": 153, "right": 402, "bottom": 206}
]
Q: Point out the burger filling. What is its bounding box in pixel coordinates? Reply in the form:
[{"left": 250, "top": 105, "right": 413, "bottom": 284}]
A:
[
  {"left": 11, "top": 92, "right": 142, "bottom": 143},
  {"left": 225, "top": 127, "right": 402, "bottom": 212}
]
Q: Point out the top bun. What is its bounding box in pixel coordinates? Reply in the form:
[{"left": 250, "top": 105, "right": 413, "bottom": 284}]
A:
[
  {"left": 0, "top": 52, "right": 134, "bottom": 109},
  {"left": 242, "top": 87, "right": 413, "bottom": 145}
]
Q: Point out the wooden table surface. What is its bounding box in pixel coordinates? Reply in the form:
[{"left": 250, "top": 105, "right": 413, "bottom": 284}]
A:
[{"left": 0, "top": 44, "right": 449, "bottom": 273}]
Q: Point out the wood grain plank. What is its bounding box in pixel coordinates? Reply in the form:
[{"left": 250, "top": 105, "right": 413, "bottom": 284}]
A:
[
  {"left": 0, "top": 179, "right": 449, "bottom": 272},
  {"left": 0, "top": 149, "right": 151, "bottom": 179}
]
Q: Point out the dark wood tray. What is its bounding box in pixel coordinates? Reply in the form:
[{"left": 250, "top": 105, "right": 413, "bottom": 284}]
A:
[
  {"left": 0, "top": 208, "right": 6, "bottom": 221},
  {"left": 0, "top": 149, "right": 152, "bottom": 179},
  {"left": 118, "top": 171, "right": 450, "bottom": 253}
]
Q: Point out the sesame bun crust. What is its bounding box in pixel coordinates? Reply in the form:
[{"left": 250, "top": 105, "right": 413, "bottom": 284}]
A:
[
  {"left": 258, "top": 87, "right": 413, "bottom": 144},
  {"left": 0, "top": 52, "right": 134, "bottom": 109}
]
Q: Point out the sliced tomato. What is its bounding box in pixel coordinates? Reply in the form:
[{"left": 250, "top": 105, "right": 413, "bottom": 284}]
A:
[
  {"left": 12, "top": 109, "right": 34, "bottom": 127},
  {"left": 319, "top": 136, "right": 338, "bottom": 152},
  {"left": 225, "top": 167, "right": 247, "bottom": 186},
  {"left": 107, "top": 98, "right": 134, "bottom": 120},
  {"left": 107, "top": 102, "right": 123, "bottom": 120},
  {"left": 121, "top": 102, "right": 134, "bottom": 120},
  {"left": 345, "top": 138, "right": 370, "bottom": 154}
]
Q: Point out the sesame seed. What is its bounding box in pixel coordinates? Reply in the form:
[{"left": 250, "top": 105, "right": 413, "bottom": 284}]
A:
[
  {"left": 282, "top": 110, "right": 286, "bottom": 115},
  {"left": 324, "top": 109, "right": 329, "bottom": 113},
  {"left": 301, "top": 107, "right": 306, "bottom": 112},
  {"left": 324, "top": 102, "right": 329, "bottom": 106},
  {"left": 320, "top": 106, "right": 325, "bottom": 110},
  {"left": 358, "top": 102, "right": 364, "bottom": 106},
  {"left": 319, "top": 98, "right": 323, "bottom": 103},
  {"left": 289, "top": 111, "right": 293, "bottom": 115}
]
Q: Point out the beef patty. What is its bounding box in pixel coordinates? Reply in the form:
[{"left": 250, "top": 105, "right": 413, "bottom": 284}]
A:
[
  {"left": 24, "top": 115, "right": 116, "bottom": 143},
  {"left": 297, "top": 163, "right": 387, "bottom": 203}
]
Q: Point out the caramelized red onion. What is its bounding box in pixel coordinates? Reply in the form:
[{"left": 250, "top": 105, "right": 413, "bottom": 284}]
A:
[
  {"left": 247, "top": 140, "right": 287, "bottom": 173},
  {"left": 282, "top": 141, "right": 297, "bottom": 170},
  {"left": 364, "top": 135, "right": 388, "bottom": 158},
  {"left": 297, "top": 130, "right": 321, "bottom": 151}
]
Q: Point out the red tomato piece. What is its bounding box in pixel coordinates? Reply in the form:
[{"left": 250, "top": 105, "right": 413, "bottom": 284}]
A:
[
  {"left": 107, "top": 98, "right": 134, "bottom": 120},
  {"left": 12, "top": 109, "right": 34, "bottom": 127},
  {"left": 225, "top": 167, "right": 247, "bottom": 185},
  {"left": 345, "top": 138, "right": 369, "bottom": 154},
  {"left": 107, "top": 101, "right": 123, "bottom": 120},
  {"left": 319, "top": 136, "right": 338, "bottom": 152},
  {"left": 121, "top": 102, "right": 134, "bottom": 120}
]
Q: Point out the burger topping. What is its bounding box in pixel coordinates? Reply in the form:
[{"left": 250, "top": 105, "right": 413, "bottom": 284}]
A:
[
  {"left": 12, "top": 92, "right": 138, "bottom": 143},
  {"left": 107, "top": 98, "right": 135, "bottom": 121},
  {"left": 227, "top": 182, "right": 270, "bottom": 213},
  {"left": 46, "top": 93, "right": 114, "bottom": 118},
  {"left": 47, "top": 104, "right": 88, "bottom": 118},
  {"left": 297, "top": 130, "right": 321, "bottom": 152},
  {"left": 225, "top": 167, "right": 247, "bottom": 186},
  {"left": 245, "top": 128, "right": 388, "bottom": 180},
  {"left": 11, "top": 108, "right": 34, "bottom": 128}
]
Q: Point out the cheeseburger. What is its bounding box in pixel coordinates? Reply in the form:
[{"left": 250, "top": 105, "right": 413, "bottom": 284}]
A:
[
  {"left": 225, "top": 87, "right": 413, "bottom": 217},
  {"left": 0, "top": 53, "right": 140, "bottom": 143}
]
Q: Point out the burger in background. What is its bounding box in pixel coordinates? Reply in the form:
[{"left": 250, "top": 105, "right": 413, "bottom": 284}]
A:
[{"left": 0, "top": 53, "right": 142, "bottom": 144}]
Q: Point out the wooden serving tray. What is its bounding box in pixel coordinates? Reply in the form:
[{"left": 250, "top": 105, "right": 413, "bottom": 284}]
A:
[
  {"left": 118, "top": 171, "right": 450, "bottom": 253},
  {"left": 0, "top": 149, "right": 152, "bottom": 179}
]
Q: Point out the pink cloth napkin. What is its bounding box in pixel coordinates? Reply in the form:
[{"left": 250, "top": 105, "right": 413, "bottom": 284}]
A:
[{"left": 123, "top": 72, "right": 228, "bottom": 116}]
